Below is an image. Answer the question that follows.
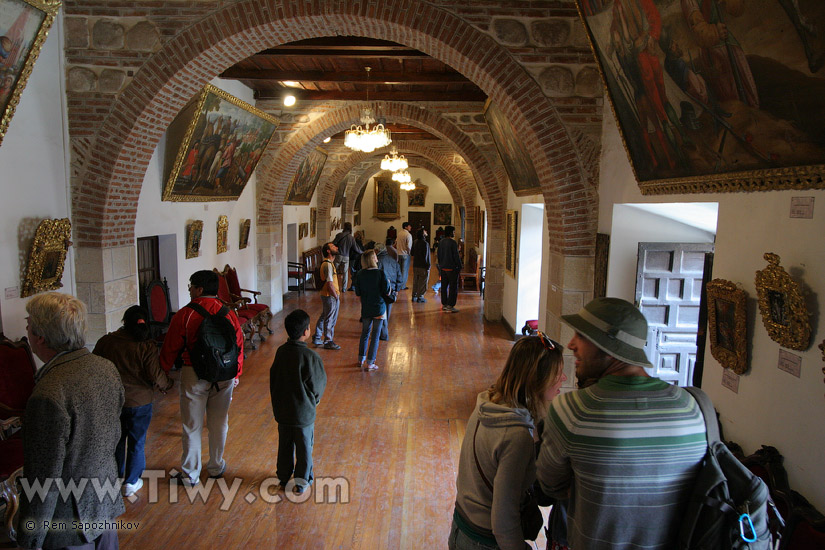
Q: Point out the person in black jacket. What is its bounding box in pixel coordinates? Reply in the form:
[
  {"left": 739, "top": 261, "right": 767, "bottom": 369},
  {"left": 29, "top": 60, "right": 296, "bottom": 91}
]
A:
[
  {"left": 269, "top": 309, "right": 327, "bottom": 494},
  {"left": 411, "top": 228, "right": 431, "bottom": 302},
  {"left": 437, "top": 225, "right": 463, "bottom": 312},
  {"left": 375, "top": 242, "right": 402, "bottom": 341}
]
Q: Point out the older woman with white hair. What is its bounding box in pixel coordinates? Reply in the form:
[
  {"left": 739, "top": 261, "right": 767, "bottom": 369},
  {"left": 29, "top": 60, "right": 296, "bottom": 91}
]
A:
[{"left": 17, "top": 292, "right": 125, "bottom": 550}]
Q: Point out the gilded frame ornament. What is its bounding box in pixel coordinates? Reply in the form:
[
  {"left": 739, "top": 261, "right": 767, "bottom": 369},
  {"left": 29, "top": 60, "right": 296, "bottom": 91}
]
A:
[
  {"left": 754, "top": 253, "right": 811, "bottom": 351},
  {"left": 162, "top": 84, "right": 279, "bottom": 202},
  {"left": 298, "top": 222, "right": 308, "bottom": 240},
  {"left": 21, "top": 217, "right": 71, "bottom": 297},
  {"left": 505, "top": 210, "right": 518, "bottom": 278},
  {"left": 374, "top": 177, "right": 400, "bottom": 221},
  {"left": 238, "top": 218, "right": 251, "bottom": 250},
  {"left": 216, "top": 215, "right": 228, "bottom": 254},
  {"left": 185, "top": 220, "right": 203, "bottom": 260},
  {"left": 0, "top": 0, "right": 61, "bottom": 148},
  {"left": 574, "top": 0, "right": 825, "bottom": 195},
  {"left": 310, "top": 207, "right": 316, "bottom": 238},
  {"left": 706, "top": 279, "right": 748, "bottom": 375}
]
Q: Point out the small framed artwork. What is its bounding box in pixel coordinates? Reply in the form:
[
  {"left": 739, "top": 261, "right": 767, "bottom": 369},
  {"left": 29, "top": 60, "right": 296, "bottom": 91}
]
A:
[
  {"left": 505, "top": 210, "right": 518, "bottom": 278},
  {"left": 239, "top": 218, "right": 251, "bottom": 250},
  {"left": 473, "top": 205, "right": 481, "bottom": 246},
  {"left": 354, "top": 212, "right": 361, "bottom": 227},
  {"left": 374, "top": 177, "right": 400, "bottom": 220},
  {"left": 162, "top": 84, "right": 279, "bottom": 202},
  {"left": 310, "top": 207, "right": 316, "bottom": 238},
  {"left": 216, "top": 215, "right": 229, "bottom": 254},
  {"left": 21, "top": 218, "right": 72, "bottom": 297},
  {"left": 407, "top": 182, "right": 428, "bottom": 207},
  {"left": 186, "top": 220, "right": 203, "bottom": 259},
  {"left": 754, "top": 253, "right": 811, "bottom": 350},
  {"left": 285, "top": 147, "right": 328, "bottom": 205},
  {"left": 706, "top": 279, "right": 748, "bottom": 374},
  {"left": 434, "top": 203, "right": 452, "bottom": 226},
  {"left": 299, "top": 222, "right": 308, "bottom": 240},
  {"left": 480, "top": 210, "right": 485, "bottom": 243},
  {"left": 0, "top": 0, "right": 62, "bottom": 147}
]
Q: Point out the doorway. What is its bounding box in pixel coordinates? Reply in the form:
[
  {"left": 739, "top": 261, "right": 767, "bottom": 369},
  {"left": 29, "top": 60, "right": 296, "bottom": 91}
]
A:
[
  {"left": 408, "top": 211, "right": 431, "bottom": 244},
  {"left": 286, "top": 223, "right": 298, "bottom": 264},
  {"left": 515, "top": 204, "right": 544, "bottom": 336}
]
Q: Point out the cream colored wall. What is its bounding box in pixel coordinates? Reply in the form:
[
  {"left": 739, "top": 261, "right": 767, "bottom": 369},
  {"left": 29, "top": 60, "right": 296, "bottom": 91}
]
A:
[
  {"left": 599, "top": 106, "right": 825, "bottom": 511},
  {"left": 502, "top": 186, "right": 543, "bottom": 335}
]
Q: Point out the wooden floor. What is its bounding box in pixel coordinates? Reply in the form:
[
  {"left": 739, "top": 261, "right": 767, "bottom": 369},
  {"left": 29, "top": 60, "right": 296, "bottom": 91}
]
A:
[{"left": 118, "top": 277, "right": 524, "bottom": 549}]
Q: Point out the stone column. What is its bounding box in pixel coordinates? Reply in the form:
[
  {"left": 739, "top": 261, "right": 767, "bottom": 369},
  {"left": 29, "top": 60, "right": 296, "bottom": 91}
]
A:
[
  {"left": 482, "top": 227, "right": 505, "bottom": 321},
  {"left": 256, "top": 224, "right": 284, "bottom": 315},
  {"left": 74, "top": 245, "right": 138, "bottom": 345}
]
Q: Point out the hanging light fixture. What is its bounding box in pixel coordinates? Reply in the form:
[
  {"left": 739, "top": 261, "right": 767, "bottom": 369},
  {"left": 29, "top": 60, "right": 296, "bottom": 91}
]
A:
[
  {"left": 392, "top": 170, "right": 411, "bottom": 184},
  {"left": 344, "top": 67, "right": 392, "bottom": 153},
  {"left": 381, "top": 147, "right": 408, "bottom": 172}
]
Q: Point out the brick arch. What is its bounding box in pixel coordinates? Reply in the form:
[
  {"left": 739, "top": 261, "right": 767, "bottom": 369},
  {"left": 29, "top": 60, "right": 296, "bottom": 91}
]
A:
[
  {"left": 257, "top": 102, "right": 502, "bottom": 227},
  {"left": 72, "top": 0, "right": 590, "bottom": 254}
]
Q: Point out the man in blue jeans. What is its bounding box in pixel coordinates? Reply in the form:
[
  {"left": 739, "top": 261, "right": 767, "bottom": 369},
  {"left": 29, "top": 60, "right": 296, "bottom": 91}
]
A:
[
  {"left": 437, "top": 225, "right": 462, "bottom": 312},
  {"left": 396, "top": 221, "right": 413, "bottom": 290}
]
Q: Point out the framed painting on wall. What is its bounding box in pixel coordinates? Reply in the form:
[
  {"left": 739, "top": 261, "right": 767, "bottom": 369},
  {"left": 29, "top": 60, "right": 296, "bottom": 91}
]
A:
[
  {"left": 217, "top": 215, "right": 228, "bottom": 254},
  {"left": 0, "top": 0, "right": 62, "bottom": 147},
  {"left": 374, "top": 177, "right": 400, "bottom": 220},
  {"left": 473, "top": 206, "right": 481, "bottom": 246},
  {"left": 333, "top": 180, "right": 346, "bottom": 208},
  {"left": 754, "top": 252, "right": 811, "bottom": 350},
  {"left": 162, "top": 84, "right": 279, "bottom": 202},
  {"left": 298, "top": 222, "right": 308, "bottom": 240},
  {"left": 285, "top": 147, "right": 328, "bottom": 205},
  {"left": 407, "top": 181, "right": 428, "bottom": 207},
  {"left": 239, "top": 218, "right": 251, "bottom": 249},
  {"left": 706, "top": 279, "right": 748, "bottom": 374},
  {"left": 186, "top": 220, "right": 203, "bottom": 259},
  {"left": 21, "top": 218, "right": 71, "bottom": 297},
  {"left": 483, "top": 99, "right": 542, "bottom": 197},
  {"left": 505, "top": 210, "right": 518, "bottom": 278},
  {"left": 310, "top": 207, "right": 316, "bottom": 238},
  {"left": 575, "top": 0, "right": 825, "bottom": 194},
  {"left": 434, "top": 203, "right": 452, "bottom": 226}
]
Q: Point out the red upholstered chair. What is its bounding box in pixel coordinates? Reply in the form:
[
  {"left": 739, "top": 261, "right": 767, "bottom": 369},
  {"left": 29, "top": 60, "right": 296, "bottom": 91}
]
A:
[
  {"left": 221, "top": 264, "right": 272, "bottom": 337},
  {"left": 1, "top": 466, "right": 22, "bottom": 542},
  {"left": 214, "top": 269, "right": 262, "bottom": 350},
  {"left": 141, "top": 278, "right": 175, "bottom": 345}
]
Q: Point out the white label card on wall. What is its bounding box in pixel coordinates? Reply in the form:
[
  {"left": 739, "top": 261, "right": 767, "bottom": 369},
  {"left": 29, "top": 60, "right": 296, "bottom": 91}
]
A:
[
  {"left": 721, "top": 369, "right": 740, "bottom": 393},
  {"left": 4, "top": 287, "right": 19, "bottom": 300},
  {"left": 777, "top": 349, "right": 802, "bottom": 378},
  {"left": 789, "top": 197, "right": 814, "bottom": 219}
]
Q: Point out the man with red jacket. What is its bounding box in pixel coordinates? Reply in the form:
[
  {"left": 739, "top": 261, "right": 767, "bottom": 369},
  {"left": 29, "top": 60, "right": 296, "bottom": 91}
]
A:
[{"left": 161, "top": 270, "right": 244, "bottom": 486}]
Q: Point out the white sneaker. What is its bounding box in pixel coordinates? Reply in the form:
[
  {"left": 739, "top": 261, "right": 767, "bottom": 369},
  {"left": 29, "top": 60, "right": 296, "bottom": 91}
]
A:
[{"left": 122, "top": 478, "right": 143, "bottom": 497}]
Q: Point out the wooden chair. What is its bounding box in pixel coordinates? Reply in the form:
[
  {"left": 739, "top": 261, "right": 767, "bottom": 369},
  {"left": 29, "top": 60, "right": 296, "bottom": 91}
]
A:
[
  {"left": 1, "top": 466, "right": 22, "bottom": 542},
  {"left": 301, "top": 246, "right": 325, "bottom": 290},
  {"left": 140, "top": 278, "right": 175, "bottom": 345},
  {"left": 459, "top": 248, "right": 478, "bottom": 290},
  {"left": 287, "top": 262, "right": 308, "bottom": 294},
  {"left": 213, "top": 269, "right": 264, "bottom": 351},
  {"left": 221, "top": 264, "right": 273, "bottom": 338}
]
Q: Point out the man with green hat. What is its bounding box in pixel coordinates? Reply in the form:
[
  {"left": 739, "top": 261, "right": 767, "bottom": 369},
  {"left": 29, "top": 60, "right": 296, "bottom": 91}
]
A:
[{"left": 537, "top": 297, "right": 707, "bottom": 549}]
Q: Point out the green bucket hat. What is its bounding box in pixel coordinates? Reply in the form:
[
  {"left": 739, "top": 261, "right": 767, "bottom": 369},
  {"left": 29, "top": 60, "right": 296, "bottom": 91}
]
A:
[{"left": 561, "top": 297, "right": 652, "bottom": 368}]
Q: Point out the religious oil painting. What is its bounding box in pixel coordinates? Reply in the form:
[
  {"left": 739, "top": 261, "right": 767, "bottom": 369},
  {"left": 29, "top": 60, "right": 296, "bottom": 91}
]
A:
[
  {"left": 186, "top": 220, "right": 203, "bottom": 259},
  {"left": 216, "top": 215, "right": 228, "bottom": 254},
  {"left": 483, "top": 99, "right": 542, "bottom": 197},
  {"left": 407, "top": 181, "right": 428, "bottom": 207},
  {"left": 576, "top": 0, "right": 825, "bottom": 193},
  {"left": 163, "top": 84, "right": 279, "bottom": 202},
  {"left": 0, "top": 0, "right": 60, "bottom": 147},
  {"left": 434, "top": 203, "right": 452, "bottom": 226},
  {"left": 21, "top": 217, "right": 71, "bottom": 297},
  {"left": 706, "top": 278, "right": 748, "bottom": 374},
  {"left": 285, "top": 147, "right": 328, "bottom": 205},
  {"left": 754, "top": 252, "right": 811, "bottom": 350},
  {"left": 374, "top": 177, "right": 400, "bottom": 220},
  {"left": 239, "top": 218, "right": 251, "bottom": 250},
  {"left": 310, "top": 207, "right": 316, "bottom": 238}
]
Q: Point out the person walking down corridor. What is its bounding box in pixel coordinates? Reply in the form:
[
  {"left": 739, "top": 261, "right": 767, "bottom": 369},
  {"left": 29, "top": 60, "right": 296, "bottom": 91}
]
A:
[{"left": 437, "top": 225, "right": 462, "bottom": 312}]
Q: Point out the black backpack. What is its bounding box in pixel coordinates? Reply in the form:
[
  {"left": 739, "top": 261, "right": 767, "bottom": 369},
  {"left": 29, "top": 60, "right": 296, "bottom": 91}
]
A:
[
  {"left": 679, "top": 387, "right": 782, "bottom": 550},
  {"left": 185, "top": 302, "right": 240, "bottom": 386}
]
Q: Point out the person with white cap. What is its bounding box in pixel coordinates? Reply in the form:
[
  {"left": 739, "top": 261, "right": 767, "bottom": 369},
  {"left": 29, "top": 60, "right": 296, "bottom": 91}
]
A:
[{"left": 536, "top": 297, "right": 707, "bottom": 550}]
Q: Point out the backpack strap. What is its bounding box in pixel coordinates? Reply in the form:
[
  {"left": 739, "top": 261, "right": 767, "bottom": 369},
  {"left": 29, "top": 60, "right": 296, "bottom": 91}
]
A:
[{"left": 685, "top": 386, "right": 721, "bottom": 443}]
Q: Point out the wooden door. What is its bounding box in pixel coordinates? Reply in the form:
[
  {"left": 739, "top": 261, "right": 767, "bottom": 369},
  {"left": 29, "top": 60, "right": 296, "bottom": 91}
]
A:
[
  {"left": 137, "top": 236, "right": 160, "bottom": 290},
  {"left": 635, "top": 242, "right": 714, "bottom": 386},
  {"left": 407, "top": 212, "right": 431, "bottom": 244}
]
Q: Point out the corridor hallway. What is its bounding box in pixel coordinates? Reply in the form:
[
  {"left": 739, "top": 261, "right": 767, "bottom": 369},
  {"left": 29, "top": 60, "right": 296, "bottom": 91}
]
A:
[{"left": 118, "top": 283, "right": 524, "bottom": 548}]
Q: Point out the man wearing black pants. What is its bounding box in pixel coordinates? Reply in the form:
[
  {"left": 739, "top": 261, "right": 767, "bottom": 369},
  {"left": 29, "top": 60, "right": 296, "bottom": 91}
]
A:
[{"left": 436, "top": 225, "right": 462, "bottom": 312}]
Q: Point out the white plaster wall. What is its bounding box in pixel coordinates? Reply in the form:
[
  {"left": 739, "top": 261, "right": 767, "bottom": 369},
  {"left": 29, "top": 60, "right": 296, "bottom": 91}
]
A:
[
  {"left": 502, "top": 188, "right": 544, "bottom": 336},
  {"left": 0, "top": 17, "right": 72, "bottom": 340},
  {"left": 358, "top": 168, "right": 454, "bottom": 245},
  {"left": 516, "top": 204, "right": 544, "bottom": 333},
  {"left": 607, "top": 205, "right": 716, "bottom": 300},
  {"left": 135, "top": 79, "right": 258, "bottom": 310},
  {"left": 598, "top": 105, "right": 825, "bottom": 510}
]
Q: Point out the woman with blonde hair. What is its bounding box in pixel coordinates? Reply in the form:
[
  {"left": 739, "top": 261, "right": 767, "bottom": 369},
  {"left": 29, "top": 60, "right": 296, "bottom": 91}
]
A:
[
  {"left": 353, "top": 249, "right": 391, "bottom": 371},
  {"left": 450, "top": 333, "right": 567, "bottom": 550}
]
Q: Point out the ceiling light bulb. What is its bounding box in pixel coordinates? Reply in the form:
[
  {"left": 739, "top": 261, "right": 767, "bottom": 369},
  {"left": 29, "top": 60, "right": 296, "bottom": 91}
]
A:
[
  {"left": 284, "top": 95, "right": 296, "bottom": 107},
  {"left": 323, "top": 137, "right": 331, "bottom": 143}
]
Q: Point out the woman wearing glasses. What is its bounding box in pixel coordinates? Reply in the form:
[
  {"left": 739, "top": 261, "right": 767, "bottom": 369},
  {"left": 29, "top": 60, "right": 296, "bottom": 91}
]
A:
[{"left": 449, "top": 333, "right": 566, "bottom": 550}]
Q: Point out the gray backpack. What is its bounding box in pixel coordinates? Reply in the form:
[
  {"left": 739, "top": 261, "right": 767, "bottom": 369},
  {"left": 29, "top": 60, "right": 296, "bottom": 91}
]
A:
[{"left": 679, "top": 387, "right": 781, "bottom": 550}]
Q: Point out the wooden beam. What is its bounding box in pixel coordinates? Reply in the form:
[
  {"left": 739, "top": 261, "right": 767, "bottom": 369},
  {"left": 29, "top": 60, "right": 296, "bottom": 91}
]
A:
[
  {"left": 219, "top": 68, "right": 470, "bottom": 84},
  {"left": 254, "top": 89, "right": 487, "bottom": 102},
  {"left": 252, "top": 48, "right": 427, "bottom": 59}
]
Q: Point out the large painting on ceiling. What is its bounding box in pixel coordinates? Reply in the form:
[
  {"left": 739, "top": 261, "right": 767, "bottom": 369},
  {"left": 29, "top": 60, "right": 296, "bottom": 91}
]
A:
[
  {"left": 163, "top": 84, "right": 279, "bottom": 202},
  {"left": 483, "top": 99, "right": 542, "bottom": 197},
  {"left": 576, "top": 0, "right": 825, "bottom": 194},
  {"left": 285, "top": 147, "right": 328, "bottom": 205}
]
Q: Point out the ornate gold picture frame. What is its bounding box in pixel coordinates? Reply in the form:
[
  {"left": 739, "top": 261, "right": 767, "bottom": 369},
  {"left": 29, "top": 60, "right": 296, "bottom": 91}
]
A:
[
  {"left": 754, "top": 253, "right": 811, "bottom": 350},
  {"left": 239, "top": 218, "right": 251, "bottom": 250},
  {"left": 0, "top": 0, "right": 61, "bottom": 147},
  {"left": 21, "top": 217, "right": 71, "bottom": 297},
  {"left": 216, "top": 215, "right": 228, "bottom": 254},
  {"left": 284, "top": 147, "right": 327, "bottom": 205},
  {"left": 374, "top": 177, "right": 399, "bottom": 220},
  {"left": 505, "top": 210, "right": 518, "bottom": 278},
  {"left": 298, "top": 222, "right": 308, "bottom": 240},
  {"left": 162, "top": 84, "right": 279, "bottom": 202},
  {"left": 706, "top": 279, "right": 748, "bottom": 375},
  {"left": 310, "top": 208, "right": 316, "bottom": 238},
  {"left": 186, "top": 220, "right": 203, "bottom": 259}
]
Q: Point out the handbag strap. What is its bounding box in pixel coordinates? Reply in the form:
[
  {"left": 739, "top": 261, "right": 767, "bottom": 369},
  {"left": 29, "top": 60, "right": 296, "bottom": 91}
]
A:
[
  {"left": 472, "top": 420, "right": 494, "bottom": 493},
  {"left": 684, "top": 386, "right": 720, "bottom": 444}
]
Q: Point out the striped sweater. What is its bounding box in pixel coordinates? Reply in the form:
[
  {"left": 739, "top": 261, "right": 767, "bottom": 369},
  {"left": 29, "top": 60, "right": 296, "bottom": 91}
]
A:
[{"left": 537, "top": 375, "right": 707, "bottom": 550}]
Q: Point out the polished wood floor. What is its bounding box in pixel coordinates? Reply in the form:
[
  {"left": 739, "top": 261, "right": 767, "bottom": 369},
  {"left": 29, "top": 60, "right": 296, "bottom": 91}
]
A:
[{"left": 119, "top": 276, "right": 525, "bottom": 549}]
